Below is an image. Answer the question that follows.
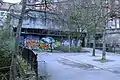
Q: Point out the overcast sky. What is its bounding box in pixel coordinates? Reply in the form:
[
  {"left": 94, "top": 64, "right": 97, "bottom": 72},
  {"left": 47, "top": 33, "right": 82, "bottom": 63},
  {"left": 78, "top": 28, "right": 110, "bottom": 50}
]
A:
[{"left": 3, "top": 0, "right": 21, "bottom": 3}]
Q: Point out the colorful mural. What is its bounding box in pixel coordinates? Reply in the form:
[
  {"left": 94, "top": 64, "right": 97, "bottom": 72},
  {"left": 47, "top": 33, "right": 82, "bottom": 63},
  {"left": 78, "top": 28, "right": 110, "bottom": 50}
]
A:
[
  {"left": 39, "top": 43, "right": 50, "bottom": 50},
  {"left": 62, "top": 39, "right": 82, "bottom": 47},
  {"left": 25, "top": 36, "right": 39, "bottom": 50},
  {"left": 39, "top": 37, "right": 60, "bottom": 50},
  {"left": 21, "top": 36, "right": 61, "bottom": 51},
  {"left": 20, "top": 36, "right": 24, "bottom": 46},
  {"left": 20, "top": 35, "right": 82, "bottom": 51}
]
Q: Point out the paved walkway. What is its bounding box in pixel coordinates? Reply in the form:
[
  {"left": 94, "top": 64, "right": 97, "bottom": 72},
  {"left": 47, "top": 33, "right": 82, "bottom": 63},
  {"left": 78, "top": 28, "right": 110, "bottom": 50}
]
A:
[
  {"left": 35, "top": 49, "right": 120, "bottom": 80},
  {"left": 61, "top": 48, "right": 120, "bottom": 75}
]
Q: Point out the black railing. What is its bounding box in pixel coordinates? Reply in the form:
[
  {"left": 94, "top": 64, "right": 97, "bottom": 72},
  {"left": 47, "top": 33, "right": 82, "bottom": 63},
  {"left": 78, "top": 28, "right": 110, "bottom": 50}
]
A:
[
  {"left": 87, "top": 43, "right": 120, "bottom": 53},
  {"left": 19, "top": 46, "right": 38, "bottom": 74}
]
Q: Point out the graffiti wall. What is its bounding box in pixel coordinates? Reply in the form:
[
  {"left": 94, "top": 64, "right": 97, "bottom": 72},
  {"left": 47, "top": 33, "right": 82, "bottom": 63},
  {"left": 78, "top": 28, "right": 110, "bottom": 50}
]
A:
[
  {"left": 20, "top": 35, "right": 81, "bottom": 51},
  {"left": 21, "top": 36, "right": 61, "bottom": 51},
  {"left": 39, "top": 37, "right": 61, "bottom": 50},
  {"left": 62, "top": 39, "right": 82, "bottom": 47},
  {"left": 25, "top": 36, "right": 39, "bottom": 50},
  {"left": 20, "top": 36, "right": 24, "bottom": 46}
]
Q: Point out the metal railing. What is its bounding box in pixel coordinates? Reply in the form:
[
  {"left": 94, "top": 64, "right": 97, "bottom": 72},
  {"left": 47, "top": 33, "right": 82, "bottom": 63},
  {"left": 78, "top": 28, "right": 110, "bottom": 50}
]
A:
[
  {"left": 0, "top": 46, "right": 48, "bottom": 80},
  {"left": 19, "top": 46, "right": 38, "bottom": 73},
  {"left": 19, "top": 46, "right": 48, "bottom": 80},
  {"left": 38, "top": 61, "right": 47, "bottom": 80},
  {"left": 88, "top": 43, "right": 120, "bottom": 53}
]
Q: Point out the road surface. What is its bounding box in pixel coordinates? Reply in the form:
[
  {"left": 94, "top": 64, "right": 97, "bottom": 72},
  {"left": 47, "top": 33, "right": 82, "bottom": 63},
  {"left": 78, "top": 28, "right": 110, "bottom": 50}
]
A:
[{"left": 37, "top": 52, "right": 120, "bottom": 80}]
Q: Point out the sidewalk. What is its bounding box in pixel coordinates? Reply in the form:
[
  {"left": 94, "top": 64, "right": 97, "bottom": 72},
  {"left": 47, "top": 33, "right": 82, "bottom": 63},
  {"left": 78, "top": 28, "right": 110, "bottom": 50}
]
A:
[
  {"left": 61, "top": 48, "right": 120, "bottom": 73},
  {"left": 36, "top": 49, "right": 120, "bottom": 80}
]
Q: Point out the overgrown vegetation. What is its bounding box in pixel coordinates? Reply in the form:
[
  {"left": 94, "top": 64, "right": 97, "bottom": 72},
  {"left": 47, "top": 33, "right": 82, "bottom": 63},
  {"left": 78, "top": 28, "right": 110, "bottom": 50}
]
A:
[{"left": 0, "top": 29, "right": 15, "bottom": 72}]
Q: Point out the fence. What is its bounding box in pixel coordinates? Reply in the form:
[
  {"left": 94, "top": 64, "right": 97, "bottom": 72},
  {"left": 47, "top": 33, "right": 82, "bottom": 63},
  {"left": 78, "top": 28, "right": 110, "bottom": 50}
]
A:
[
  {"left": 88, "top": 43, "right": 120, "bottom": 53},
  {"left": 19, "top": 46, "right": 48, "bottom": 80},
  {"left": 38, "top": 61, "right": 47, "bottom": 80},
  {"left": 19, "top": 46, "right": 38, "bottom": 74},
  {"left": 0, "top": 46, "right": 47, "bottom": 80}
]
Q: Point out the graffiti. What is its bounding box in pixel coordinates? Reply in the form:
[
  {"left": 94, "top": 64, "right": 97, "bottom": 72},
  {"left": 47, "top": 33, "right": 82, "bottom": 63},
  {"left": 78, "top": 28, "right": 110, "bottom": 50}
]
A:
[
  {"left": 21, "top": 36, "right": 60, "bottom": 50},
  {"left": 20, "top": 36, "right": 24, "bottom": 46},
  {"left": 39, "top": 43, "right": 50, "bottom": 50},
  {"left": 25, "top": 36, "right": 39, "bottom": 50},
  {"left": 20, "top": 36, "right": 74, "bottom": 51},
  {"left": 39, "top": 37, "right": 55, "bottom": 50},
  {"left": 54, "top": 41, "right": 61, "bottom": 47},
  {"left": 62, "top": 39, "right": 82, "bottom": 47},
  {"left": 26, "top": 40, "right": 39, "bottom": 49},
  {"left": 20, "top": 35, "right": 83, "bottom": 51}
]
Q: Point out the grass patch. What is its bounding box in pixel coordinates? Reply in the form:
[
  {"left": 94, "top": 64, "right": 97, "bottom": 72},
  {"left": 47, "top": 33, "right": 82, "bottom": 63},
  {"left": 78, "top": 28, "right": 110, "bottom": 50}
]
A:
[{"left": 55, "top": 46, "right": 82, "bottom": 52}]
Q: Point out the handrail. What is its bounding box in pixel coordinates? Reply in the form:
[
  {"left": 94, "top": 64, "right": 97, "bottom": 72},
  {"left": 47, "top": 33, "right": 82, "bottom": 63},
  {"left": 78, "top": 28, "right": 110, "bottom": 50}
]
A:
[{"left": 19, "top": 46, "right": 38, "bottom": 74}]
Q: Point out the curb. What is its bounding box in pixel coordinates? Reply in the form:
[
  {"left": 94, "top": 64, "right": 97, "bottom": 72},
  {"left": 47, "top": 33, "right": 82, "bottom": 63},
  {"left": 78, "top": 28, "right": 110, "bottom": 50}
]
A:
[
  {"left": 60, "top": 56, "right": 120, "bottom": 77},
  {"left": 60, "top": 56, "right": 102, "bottom": 70}
]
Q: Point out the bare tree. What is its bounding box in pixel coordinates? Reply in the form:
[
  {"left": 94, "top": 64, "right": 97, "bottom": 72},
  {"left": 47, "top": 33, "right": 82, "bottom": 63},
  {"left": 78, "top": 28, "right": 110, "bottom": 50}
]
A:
[{"left": 10, "top": 0, "right": 27, "bottom": 80}]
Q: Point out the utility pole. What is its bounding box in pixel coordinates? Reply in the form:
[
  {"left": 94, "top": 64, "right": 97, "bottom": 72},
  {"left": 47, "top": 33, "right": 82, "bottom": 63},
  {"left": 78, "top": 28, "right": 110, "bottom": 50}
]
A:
[{"left": 10, "top": 0, "right": 27, "bottom": 80}]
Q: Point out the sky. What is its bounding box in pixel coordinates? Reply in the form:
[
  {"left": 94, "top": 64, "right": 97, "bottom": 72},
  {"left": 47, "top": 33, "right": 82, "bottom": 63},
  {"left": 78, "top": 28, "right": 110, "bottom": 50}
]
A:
[{"left": 3, "top": 0, "right": 21, "bottom": 3}]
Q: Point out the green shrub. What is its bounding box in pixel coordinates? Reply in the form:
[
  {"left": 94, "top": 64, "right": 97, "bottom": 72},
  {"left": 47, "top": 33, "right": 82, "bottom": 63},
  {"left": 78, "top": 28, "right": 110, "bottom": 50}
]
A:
[
  {"left": 55, "top": 46, "right": 82, "bottom": 52},
  {"left": 0, "top": 30, "right": 15, "bottom": 56},
  {"left": 0, "top": 30, "right": 14, "bottom": 68},
  {"left": 0, "top": 55, "right": 11, "bottom": 69}
]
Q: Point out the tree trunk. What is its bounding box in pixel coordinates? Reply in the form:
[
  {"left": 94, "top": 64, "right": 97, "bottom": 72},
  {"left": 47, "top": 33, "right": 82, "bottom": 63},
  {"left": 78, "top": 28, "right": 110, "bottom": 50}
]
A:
[
  {"left": 76, "top": 27, "right": 81, "bottom": 52},
  {"left": 92, "top": 25, "right": 96, "bottom": 56},
  {"left": 4, "top": 12, "right": 12, "bottom": 36},
  {"left": 119, "top": 19, "right": 120, "bottom": 28},
  {"left": 115, "top": 19, "right": 117, "bottom": 28},
  {"left": 84, "top": 36, "right": 88, "bottom": 47},
  {"left": 102, "top": 28, "right": 106, "bottom": 60},
  {"left": 68, "top": 34, "right": 71, "bottom": 52},
  {"left": 92, "top": 35, "right": 96, "bottom": 56},
  {"left": 76, "top": 34, "right": 79, "bottom": 47},
  {"left": 86, "top": 32, "right": 90, "bottom": 47},
  {"left": 10, "top": 0, "right": 27, "bottom": 80},
  {"left": 15, "top": 0, "right": 27, "bottom": 54}
]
